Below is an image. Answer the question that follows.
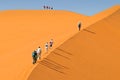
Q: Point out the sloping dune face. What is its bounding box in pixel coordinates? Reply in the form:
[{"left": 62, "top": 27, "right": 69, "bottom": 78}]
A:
[
  {"left": 0, "top": 10, "right": 87, "bottom": 55},
  {"left": 28, "top": 8, "right": 120, "bottom": 80},
  {"left": 87, "top": 5, "right": 120, "bottom": 27},
  {"left": 0, "top": 10, "right": 88, "bottom": 80}
]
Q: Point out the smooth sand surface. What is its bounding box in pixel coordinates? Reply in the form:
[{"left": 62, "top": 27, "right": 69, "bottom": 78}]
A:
[
  {"left": 0, "top": 10, "right": 88, "bottom": 80},
  {"left": 27, "top": 6, "right": 120, "bottom": 80}
]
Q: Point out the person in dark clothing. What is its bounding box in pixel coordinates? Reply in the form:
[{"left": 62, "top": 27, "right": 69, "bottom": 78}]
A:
[
  {"left": 51, "top": 7, "right": 53, "bottom": 10},
  {"left": 49, "top": 39, "right": 53, "bottom": 48},
  {"left": 43, "top": 5, "right": 45, "bottom": 9},
  {"left": 32, "top": 50, "right": 37, "bottom": 64},
  {"left": 78, "top": 22, "right": 81, "bottom": 31},
  {"left": 46, "top": 6, "right": 48, "bottom": 9}
]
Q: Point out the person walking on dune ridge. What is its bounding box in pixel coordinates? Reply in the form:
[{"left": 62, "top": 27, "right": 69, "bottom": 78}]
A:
[
  {"left": 32, "top": 50, "right": 37, "bottom": 64},
  {"left": 51, "top": 7, "right": 53, "bottom": 10},
  {"left": 46, "top": 6, "right": 48, "bottom": 9},
  {"left": 49, "top": 39, "right": 54, "bottom": 48},
  {"left": 36, "top": 46, "right": 42, "bottom": 60},
  {"left": 78, "top": 22, "right": 81, "bottom": 31},
  {"left": 45, "top": 42, "right": 49, "bottom": 52},
  {"left": 43, "top": 5, "right": 45, "bottom": 9}
]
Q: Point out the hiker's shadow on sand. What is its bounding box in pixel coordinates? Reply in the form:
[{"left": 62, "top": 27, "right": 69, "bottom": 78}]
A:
[
  {"left": 37, "top": 48, "right": 73, "bottom": 74},
  {"left": 38, "top": 58, "right": 69, "bottom": 74},
  {"left": 56, "top": 48, "right": 73, "bottom": 56},
  {"left": 83, "top": 29, "right": 96, "bottom": 34}
]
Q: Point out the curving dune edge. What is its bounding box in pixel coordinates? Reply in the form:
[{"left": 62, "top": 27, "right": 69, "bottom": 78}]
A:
[{"left": 0, "top": 5, "right": 120, "bottom": 80}]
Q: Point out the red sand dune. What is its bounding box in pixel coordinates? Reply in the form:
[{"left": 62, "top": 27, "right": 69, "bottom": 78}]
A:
[
  {"left": 27, "top": 6, "right": 120, "bottom": 80},
  {"left": 0, "top": 5, "right": 120, "bottom": 80},
  {"left": 0, "top": 10, "right": 88, "bottom": 80}
]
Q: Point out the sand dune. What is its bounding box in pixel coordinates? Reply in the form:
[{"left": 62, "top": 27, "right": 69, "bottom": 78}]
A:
[
  {"left": 27, "top": 6, "right": 120, "bottom": 80},
  {"left": 0, "top": 5, "right": 120, "bottom": 80},
  {"left": 0, "top": 10, "right": 88, "bottom": 80}
]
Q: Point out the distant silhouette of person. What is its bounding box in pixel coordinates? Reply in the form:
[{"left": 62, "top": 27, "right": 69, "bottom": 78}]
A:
[
  {"left": 46, "top": 6, "right": 48, "bottom": 9},
  {"left": 51, "top": 7, "right": 53, "bottom": 10},
  {"left": 45, "top": 42, "right": 49, "bottom": 52},
  {"left": 49, "top": 39, "right": 53, "bottom": 48},
  {"left": 36, "top": 46, "right": 42, "bottom": 60},
  {"left": 43, "top": 5, "right": 45, "bottom": 9},
  {"left": 32, "top": 50, "right": 37, "bottom": 64},
  {"left": 78, "top": 22, "right": 81, "bottom": 31}
]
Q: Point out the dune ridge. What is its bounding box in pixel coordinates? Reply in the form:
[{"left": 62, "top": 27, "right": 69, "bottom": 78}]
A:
[
  {"left": 27, "top": 5, "right": 120, "bottom": 80},
  {"left": 0, "top": 9, "right": 88, "bottom": 80},
  {"left": 0, "top": 5, "right": 119, "bottom": 80},
  {"left": 86, "top": 5, "right": 120, "bottom": 28}
]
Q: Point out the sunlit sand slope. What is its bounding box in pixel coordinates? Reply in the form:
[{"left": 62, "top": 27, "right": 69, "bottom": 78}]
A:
[{"left": 0, "top": 10, "right": 87, "bottom": 80}]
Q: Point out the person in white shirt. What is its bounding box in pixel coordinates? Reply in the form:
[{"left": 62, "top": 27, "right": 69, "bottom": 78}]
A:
[{"left": 36, "top": 46, "right": 42, "bottom": 60}]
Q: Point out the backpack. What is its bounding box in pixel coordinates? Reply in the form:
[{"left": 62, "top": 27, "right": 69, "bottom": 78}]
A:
[{"left": 32, "top": 51, "right": 36, "bottom": 57}]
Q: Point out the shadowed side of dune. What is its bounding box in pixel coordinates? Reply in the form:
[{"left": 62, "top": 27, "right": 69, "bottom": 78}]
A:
[{"left": 27, "top": 8, "right": 120, "bottom": 80}]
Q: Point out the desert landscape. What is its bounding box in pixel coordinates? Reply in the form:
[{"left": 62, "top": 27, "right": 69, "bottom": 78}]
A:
[{"left": 0, "top": 5, "right": 120, "bottom": 80}]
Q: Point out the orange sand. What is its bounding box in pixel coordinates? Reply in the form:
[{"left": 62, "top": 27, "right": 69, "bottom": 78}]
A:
[
  {"left": 0, "top": 5, "right": 120, "bottom": 80},
  {"left": 28, "top": 5, "right": 120, "bottom": 80},
  {"left": 0, "top": 10, "right": 87, "bottom": 80}
]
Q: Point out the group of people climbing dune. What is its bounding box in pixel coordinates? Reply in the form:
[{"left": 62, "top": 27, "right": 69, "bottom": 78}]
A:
[
  {"left": 43, "top": 5, "right": 53, "bottom": 10},
  {"left": 32, "top": 22, "right": 81, "bottom": 64},
  {"left": 32, "top": 39, "right": 54, "bottom": 64},
  {"left": 45, "top": 39, "right": 54, "bottom": 52},
  {"left": 32, "top": 46, "right": 41, "bottom": 64}
]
